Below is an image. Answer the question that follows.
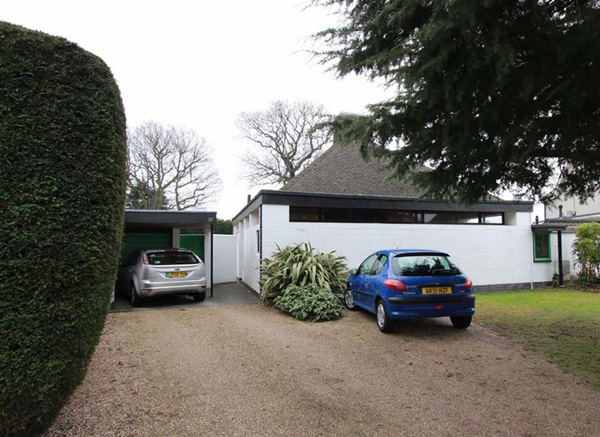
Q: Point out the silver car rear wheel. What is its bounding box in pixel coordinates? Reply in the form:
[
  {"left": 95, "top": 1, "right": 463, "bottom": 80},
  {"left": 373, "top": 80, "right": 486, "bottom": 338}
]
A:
[
  {"left": 192, "top": 292, "right": 206, "bottom": 302},
  {"left": 129, "top": 282, "right": 139, "bottom": 307}
]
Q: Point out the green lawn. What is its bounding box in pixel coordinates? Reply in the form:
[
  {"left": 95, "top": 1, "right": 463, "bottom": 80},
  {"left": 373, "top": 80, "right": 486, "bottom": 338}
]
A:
[{"left": 476, "top": 289, "right": 600, "bottom": 389}]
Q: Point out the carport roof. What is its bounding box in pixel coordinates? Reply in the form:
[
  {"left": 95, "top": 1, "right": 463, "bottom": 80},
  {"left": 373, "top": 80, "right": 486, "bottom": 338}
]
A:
[{"left": 125, "top": 209, "right": 216, "bottom": 228}]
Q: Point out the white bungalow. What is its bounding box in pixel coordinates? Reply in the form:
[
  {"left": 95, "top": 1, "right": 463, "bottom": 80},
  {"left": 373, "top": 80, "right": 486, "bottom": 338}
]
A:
[{"left": 233, "top": 141, "right": 564, "bottom": 295}]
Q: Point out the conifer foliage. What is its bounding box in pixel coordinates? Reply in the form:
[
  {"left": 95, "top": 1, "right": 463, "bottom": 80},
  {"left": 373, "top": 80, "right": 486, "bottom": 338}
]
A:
[{"left": 315, "top": 0, "right": 600, "bottom": 202}]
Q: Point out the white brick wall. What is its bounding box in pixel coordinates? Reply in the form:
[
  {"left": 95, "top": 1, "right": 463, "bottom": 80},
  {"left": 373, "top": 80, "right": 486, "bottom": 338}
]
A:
[
  {"left": 203, "top": 226, "right": 212, "bottom": 287},
  {"left": 213, "top": 235, "right": 238, "bottom": 283},
  {"left": 234, "top": 210, "right": 261, "bottom": 291},
  {"left": 251, "top": 204, "right": 559, "bottom": 290}
]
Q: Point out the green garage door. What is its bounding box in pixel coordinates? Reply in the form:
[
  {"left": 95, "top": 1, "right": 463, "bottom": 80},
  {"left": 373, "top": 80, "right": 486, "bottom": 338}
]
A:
[
  {"left": 180, "top": 234, "right": 205, "bottom": 260},
  {"left": 120, "top": 230, "right": 172, "bottom": 265}
]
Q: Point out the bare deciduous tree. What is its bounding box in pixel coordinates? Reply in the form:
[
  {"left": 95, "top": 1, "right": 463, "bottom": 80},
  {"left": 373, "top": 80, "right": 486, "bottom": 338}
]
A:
[
  {"left": 127, "top": 121, "right": 221, "bottom": 210},
  {"left": 236, "top": 100, "right": 332, "bottom": 186}
]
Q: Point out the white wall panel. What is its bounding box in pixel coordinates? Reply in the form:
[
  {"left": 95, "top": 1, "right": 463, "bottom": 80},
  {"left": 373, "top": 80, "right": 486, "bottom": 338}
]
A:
[
  {"left": 259, "top": 205, "right": 560, "bottom": 289},
  {"left": 236, "top": 211, "right": 261, "bottom": 291},
  {"left": 213, "top": 234, "right": 238, "bottom": 283}
]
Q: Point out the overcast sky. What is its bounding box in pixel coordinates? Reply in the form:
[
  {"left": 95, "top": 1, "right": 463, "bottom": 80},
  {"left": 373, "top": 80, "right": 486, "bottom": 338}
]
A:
[{"left": 4, "top": 0, "right": 394, "bottom": 219}]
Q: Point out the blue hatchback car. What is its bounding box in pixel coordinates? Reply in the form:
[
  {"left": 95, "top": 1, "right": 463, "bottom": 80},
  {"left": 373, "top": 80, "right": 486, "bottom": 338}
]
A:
[{"left": 345, "top": 249, "right": 475, "bottom": 332}]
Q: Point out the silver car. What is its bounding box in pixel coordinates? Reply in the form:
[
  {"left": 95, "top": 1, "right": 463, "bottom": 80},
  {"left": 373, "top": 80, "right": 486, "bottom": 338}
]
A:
[{"left": 116, "top": 248, "right": 207, "bottom": 306}]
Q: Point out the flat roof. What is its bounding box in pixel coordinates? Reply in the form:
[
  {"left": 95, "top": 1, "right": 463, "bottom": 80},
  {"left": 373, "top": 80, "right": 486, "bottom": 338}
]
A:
[
  {"left": 233, "top": 190, "right": 533, "bottom": 224},
  {"left": 544, "top": 213, "right": 600, "bottom": 223},
  {"left": 531, "top": 223, "right": 568, "bottom": 231},
  {"left": 125, "top": 209, "right": 216, "bottom": 228}
]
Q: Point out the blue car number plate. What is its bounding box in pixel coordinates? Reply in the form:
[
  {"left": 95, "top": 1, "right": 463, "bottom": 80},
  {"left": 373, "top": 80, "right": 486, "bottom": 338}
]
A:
[{"left": 422, "top": 286, "right": 452, "bottom": 295}]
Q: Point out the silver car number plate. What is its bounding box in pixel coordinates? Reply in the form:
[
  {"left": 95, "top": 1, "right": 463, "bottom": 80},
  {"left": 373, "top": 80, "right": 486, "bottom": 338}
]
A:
[{"left": 166, "top": 272, "right": 188, "bottom": 278}]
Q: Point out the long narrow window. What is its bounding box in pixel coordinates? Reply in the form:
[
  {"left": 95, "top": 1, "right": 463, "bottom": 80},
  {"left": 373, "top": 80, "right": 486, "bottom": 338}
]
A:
[
  {"left": 289, "top": 206, "right": 319, "bottom": 222},
  {"left": 289, "top": 206, "right": 504, "bottom": 225},
  {"left": 381, "top": 210, "right": 419, "bottom": 223},
  {"left": 423, "top": 212, "right": 479, "bottom": 224},
  {"left": 481, "top": 212, "right": 504, "bottom": 224}
]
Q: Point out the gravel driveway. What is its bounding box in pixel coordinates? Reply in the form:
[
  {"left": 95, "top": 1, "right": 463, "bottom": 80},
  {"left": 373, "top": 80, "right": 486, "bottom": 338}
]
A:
[{"left": 46, "top": 304, "right": 600, "bottom": 436}]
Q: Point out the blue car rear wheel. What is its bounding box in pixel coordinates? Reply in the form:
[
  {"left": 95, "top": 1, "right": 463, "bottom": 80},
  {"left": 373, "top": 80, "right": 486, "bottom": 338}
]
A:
[
  {"left": 376, "top": 299, "right": 392, "bottom": 333},
  {"left": 450, "top": 316, "right": 472, "bottom": 329}
]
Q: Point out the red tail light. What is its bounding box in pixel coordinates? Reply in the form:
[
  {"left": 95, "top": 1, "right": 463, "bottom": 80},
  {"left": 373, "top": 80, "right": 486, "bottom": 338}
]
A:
[
  {"left": 464, "top": 278, "right": 473, "bottom": 289},
  {"left": 384, "top": 279, "right": 406, "bottom": 291},
  {"left": 142, "top": 254, "right": 149, "bottom": 265}
]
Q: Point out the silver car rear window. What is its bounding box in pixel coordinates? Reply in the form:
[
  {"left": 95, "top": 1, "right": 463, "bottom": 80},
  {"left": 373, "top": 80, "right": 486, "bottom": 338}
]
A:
[
  {"left": 392, "top": 255, "right": 461, "bottom": 276},
  {"left": 147, "top": 251, "right": 200, "bottom": 265}
]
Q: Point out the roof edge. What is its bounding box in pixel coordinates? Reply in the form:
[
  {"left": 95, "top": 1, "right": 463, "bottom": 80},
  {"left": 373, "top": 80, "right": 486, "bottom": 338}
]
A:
[
  {"left": 125, "top": 209, "right": 217, "bottom": 227},
  {"left": 233, "top": 190, "right": 533, "bottom": 223}
]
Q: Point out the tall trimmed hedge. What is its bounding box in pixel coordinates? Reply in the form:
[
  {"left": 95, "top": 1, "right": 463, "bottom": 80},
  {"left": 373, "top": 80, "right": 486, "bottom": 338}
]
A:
[{"left": 0, "top": 22, "right": 127, "bottom": 436}]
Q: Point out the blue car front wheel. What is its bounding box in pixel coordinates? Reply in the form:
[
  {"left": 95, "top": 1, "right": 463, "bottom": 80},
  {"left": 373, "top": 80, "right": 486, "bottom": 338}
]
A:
[{"left": 344, "top": 288, "right": 358, "bottom": 311}]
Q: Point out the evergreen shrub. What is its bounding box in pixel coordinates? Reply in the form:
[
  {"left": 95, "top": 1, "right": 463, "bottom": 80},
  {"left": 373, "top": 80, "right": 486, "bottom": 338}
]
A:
[
  {"left": 274, "top": 284, "right": 344, "bottom": 321},
  {"left": 260, "top": 242, "right": 348, "bottom": 302},
  {"left": 573, "top": 222, "right": 600, "bottom": 286},
  {"left": 0, "top": 22, "right": 127, "bottom": 436}
]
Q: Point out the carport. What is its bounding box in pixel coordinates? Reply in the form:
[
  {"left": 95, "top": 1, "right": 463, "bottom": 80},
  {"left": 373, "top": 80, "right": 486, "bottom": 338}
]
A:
[{"left": 123, "top": 209, "right": 217, "bottom": 296}]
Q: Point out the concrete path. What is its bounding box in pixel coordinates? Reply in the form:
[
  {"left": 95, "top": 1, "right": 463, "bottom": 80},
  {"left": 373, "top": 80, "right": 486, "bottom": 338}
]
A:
[{"left": 47, "top": 301, "right": 600, "bottom": 436}]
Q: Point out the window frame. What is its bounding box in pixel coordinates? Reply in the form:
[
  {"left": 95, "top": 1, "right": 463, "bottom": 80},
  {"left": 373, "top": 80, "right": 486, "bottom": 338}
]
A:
[
  {"left": 392, "top": 254, "right": 461, "bottom": 276},
  {"left": 256, "top": 230, "right": 260, "bottom": 254},
  {"left": 289, "top": 206, "right": 505, "bottom": 225},
  {"left": 289, "top": 206, "right": 319, "bottom": 222},
  {"left": 370, "top": 254, "right": 388, "bottom": 275},
  {"left": 146, "top": 250, "right": 200, "bottom": 265},
  {"left": 357, "top": 254, "right": 378, "bottom": 275},
  {"left": 533, "top": 231, "right": 552, "bottom": 262},
  {"left": 422, "top": 211, "right": 480, "bottom": 225},
  {"left": 480, "top": 212, "right": 504, "bottom": 224}
]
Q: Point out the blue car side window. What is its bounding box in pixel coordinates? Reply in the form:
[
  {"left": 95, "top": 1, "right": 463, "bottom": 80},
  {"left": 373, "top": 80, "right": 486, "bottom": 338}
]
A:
[
  {"left": 357, "top": 254, "right": 378, "bottom": 275},
  {"left": 371, "top": 255, "right": 388, "bottom": 275}
]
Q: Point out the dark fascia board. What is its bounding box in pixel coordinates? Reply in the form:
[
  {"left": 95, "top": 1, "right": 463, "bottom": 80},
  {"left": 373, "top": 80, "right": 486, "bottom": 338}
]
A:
[
  {"left": 125, "top": 209, "right": 216, "bottom": 229},
  {"left": 531, "top": 224, "right": 568, "bottom": 231},
  {"left": 233, "top": 194, "right": 263, "bottom": 225},
  {"left": 233, "top": 190, "right": 532, "bottom": 223}
]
